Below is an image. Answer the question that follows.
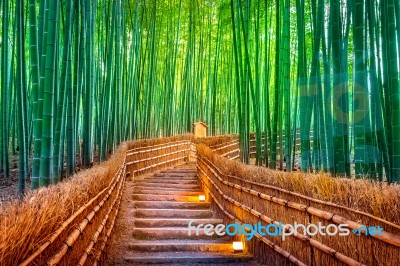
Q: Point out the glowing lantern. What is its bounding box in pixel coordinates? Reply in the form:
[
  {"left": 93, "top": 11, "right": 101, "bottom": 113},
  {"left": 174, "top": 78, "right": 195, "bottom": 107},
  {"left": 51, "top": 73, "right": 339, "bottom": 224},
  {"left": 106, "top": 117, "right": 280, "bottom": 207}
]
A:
[{"left": 233, "top": 241, "right": 243, "bottom": 252}]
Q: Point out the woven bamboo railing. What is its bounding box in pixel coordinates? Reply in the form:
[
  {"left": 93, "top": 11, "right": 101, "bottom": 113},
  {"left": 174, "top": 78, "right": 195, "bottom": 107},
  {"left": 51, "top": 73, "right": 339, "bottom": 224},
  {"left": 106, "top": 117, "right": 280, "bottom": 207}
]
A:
[
  {"left": 196, "top": 139, "right": 400, "bottom": 266},
  {"left": 126, "top": 137, "right": 192, "bottom": 176},
  {"left": 203, "top": 136, "right": 240, "bottom": 160},
  {"left": 19, "top": 161, "right": 126, "bottom": 266},
  {"left": 12, "top": 135, "right": 194, "bottom": 266},
  {"left": 10, "top": 134, "right": 399, "bottom": 266}
]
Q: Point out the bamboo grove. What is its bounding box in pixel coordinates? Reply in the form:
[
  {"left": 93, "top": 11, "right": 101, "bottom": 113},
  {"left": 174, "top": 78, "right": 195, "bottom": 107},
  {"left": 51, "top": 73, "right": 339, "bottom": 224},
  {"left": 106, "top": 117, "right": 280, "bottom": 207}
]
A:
[
  {"left": 0, "top": 0, "right": 399, "bottom": 195},
  {"left": 230, "top": 0, "right": 400, "bottom": 183},
  {"left": 229, "top": 0, "right": 400, "bottom": 183}
]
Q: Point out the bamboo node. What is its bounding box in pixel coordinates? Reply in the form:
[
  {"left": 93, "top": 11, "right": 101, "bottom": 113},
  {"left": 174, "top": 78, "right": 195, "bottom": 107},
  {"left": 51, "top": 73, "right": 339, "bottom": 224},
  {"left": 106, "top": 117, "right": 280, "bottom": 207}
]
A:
[
  {"left": 331, "top": 250, "right": 338, "bottom": 258},
  {"left": 63, "top": 240, "right": 72, "bottom": 249}
]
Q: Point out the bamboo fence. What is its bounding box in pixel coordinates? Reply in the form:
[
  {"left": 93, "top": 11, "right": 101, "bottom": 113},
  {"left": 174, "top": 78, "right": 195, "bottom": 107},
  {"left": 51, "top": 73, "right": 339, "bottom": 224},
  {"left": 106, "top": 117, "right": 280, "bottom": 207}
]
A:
[
  {"left": 126, "top": 135, "right": 193, "bottom": 176},
  {"left": 196, "top": 141, "right": 400, "bottom": 266},
  {"left": 3, "top": 134, "right": 398, "bottom": 266},
  {"left": 0, "top": 135, "right": 194, "bottom": 266}
]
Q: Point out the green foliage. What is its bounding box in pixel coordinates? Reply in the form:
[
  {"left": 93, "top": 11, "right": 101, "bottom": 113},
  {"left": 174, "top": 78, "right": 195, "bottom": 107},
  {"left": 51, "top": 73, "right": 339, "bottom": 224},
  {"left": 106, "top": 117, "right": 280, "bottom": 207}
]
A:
[{"left": 0, "top": 0, "right": 399, "bottom": 193}]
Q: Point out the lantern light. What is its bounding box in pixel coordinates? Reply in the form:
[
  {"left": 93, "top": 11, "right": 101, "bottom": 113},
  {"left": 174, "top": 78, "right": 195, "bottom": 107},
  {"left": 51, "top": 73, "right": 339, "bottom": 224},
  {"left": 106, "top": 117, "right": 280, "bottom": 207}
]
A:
[
  {"left": 199, "top": 195, "right": 206, "bottom": 201},
  {"left": 233, "top": 241, "right": 243, "bottom": 252}
]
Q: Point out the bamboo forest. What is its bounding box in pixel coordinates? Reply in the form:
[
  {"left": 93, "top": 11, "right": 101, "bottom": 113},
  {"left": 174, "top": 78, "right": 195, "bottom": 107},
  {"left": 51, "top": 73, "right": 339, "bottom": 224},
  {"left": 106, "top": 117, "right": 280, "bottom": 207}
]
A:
[
  {"left": 0, "top": 0, "right": 400, "bottom": 190},
  {"left": 2, "top": 0, "right": 400, "bottom": 265}
]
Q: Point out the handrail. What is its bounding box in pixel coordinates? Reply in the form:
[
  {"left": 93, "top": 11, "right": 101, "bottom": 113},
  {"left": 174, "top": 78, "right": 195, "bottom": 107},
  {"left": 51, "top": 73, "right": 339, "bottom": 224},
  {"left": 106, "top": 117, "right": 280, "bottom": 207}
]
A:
[
  {"left": 213, "top": 141, "right": 238, "bottom": 152},
  {"left": 197, "top": 165, "right": 364, "bottom": 266},
  {"left": 126, "top": 138, "right": 191, "bottom": 176},
  {"left": 221, "top": 148, "right": 239, "bottom": 157},
  {"left": 197, "top": 155, "right": 400, "bottom": 248},
  {"left": 127, "top": 140, "right": 190, "bottom": 156},
  {"left": 78, "top": 167, "right": 125, "bottom": 265},
  {"left": 208, "top": 139, "right": 239, "bottom": 149},
  {"left": 19, "top": 162, "right": 125, "bottom": 266},
  {"left": 197, "top": 153, "right": 400, "bottom": 231},
  {"left": 46, "top": 163, "right": 125, "bottom": 265},
  {"left": 8, "top": 135, "right": 192, "bottom": 265},
  {"left": 14, "top": 134, "right": 399, "bottom": 266},
  {"left": 197, "top": 168, "right": 308, "bottom": 266},
  {"left": 127, "top": 149, "right": 189, "bottom": 165},
  {"left": 133, "top": 156, "right": 188, "bottom": 174}
]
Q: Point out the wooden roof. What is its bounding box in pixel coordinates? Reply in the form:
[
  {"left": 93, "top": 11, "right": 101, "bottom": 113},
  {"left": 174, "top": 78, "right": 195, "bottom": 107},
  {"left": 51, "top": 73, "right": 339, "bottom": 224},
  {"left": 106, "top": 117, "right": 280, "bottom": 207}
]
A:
[{"left": 193, "top": 121, "right": 208, "bottom": 128}]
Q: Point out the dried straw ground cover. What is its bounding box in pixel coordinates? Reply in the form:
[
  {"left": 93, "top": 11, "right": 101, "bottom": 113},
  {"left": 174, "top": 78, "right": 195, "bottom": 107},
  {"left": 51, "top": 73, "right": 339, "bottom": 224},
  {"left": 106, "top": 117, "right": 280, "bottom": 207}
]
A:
[
  {"left": 196, "top": 135, "right": 239, "bottom": 158},
  {"left": 198, "top": 141, "right": 400, "bottom": 265},
  {"left": 195, "top": 135, "right": 238, "bottom": 148},
  {"left": 126, "top": 135, "right": 194, "bottom": 176},
  {"left": 197, "top": 143, "right": 400, "bottom": 225},
  {"left": 0, "top": 143, "right": 126, "bottom": 265},
  {"left": 0, "top": 135, "right": 193, "bottom": 265},
  {"left": 128, "top": 134, "right": 194, "bottom": 150}
]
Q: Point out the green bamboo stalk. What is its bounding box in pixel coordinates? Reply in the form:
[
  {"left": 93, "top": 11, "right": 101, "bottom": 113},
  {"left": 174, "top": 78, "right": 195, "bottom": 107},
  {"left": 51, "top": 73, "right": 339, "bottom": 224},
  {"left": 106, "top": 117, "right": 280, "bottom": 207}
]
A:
[
  {"left": 382, "top": 0, "right": 400, "bottom": 182},
  {"left": 270, "top": 0, "right": 280, "bottom": 170},
  {"left": 82, "top": 0, "right": 95, "bottom": 167},
  {"left": 15, "top": 0, "right": 29, "bottom": 194},
  {"left": 352, "top": 0, "right": 369, "bottom": 178},
  {"left": 282, "top": 0, "right": 291, "bottom": 171},
  {"left": 1, "top": 0, "right": 10, "bottom": 181},
  {"left": 264, "top": 0, "right": 272, "bottom": 167},
  {"left": 53, "top": 0, "right": 75, "bottom": 182},
  {"left": 29, "top": 0, "right": 42, "bottom": 188},
  {"left": 39, "top": 0, "right": 60, "bottom": 187}
]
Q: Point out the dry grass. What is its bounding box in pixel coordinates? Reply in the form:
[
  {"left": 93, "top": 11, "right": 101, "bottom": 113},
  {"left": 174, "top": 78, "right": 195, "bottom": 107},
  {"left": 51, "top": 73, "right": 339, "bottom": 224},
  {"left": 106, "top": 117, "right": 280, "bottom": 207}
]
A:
[
  {"left": 197, "top": 143, "right": 400, "bottom": 224},
  {"left": 3, "top": 133, "right": 398, "bottom": 265},
  {"left": 126, "top": 134, "right": 194, "bottom": 150},
  {"left": 194, "top": 135, "right": 238, "bottom": 148},
  {"left": 0, "top": 135, "right": 194, "bottom": 266},
  {"left": 197, "top": 141, "right": 400, "bottom": 265},
  {"left": 0, "top": 143, "right": 127, "bottom": 265},
  {"left": 126, "top": 134, "right": 194, "bottom": 176}
]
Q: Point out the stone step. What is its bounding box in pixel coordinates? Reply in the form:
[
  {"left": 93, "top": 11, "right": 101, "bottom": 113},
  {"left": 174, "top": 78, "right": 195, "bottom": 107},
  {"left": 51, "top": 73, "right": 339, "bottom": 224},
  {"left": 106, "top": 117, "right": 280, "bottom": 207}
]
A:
[
  {"left": 145, "top": 175, "right": 197, "bottom": 180},
  {"left": 147, "top": 178, "right": 198, "bottom": 183},
  {"left": 157, "top": 169, "right": 196, "bottom": 172},
  {"left": 108, "top": 163, "right": 257, "bottom": 266},
  {"left": 153, "top": 173, "right": 197, "bottom": 178},
  {"left": 133, "top": 188, "right": 198, "bottom": 195},
  {"left": 136, "top": 179, "right": 198, "bottom": 185},
  {"left": 134, "top": 182, "right": 200, "bottom": 190},
  {"left": 135, "top": 208, "right": 213, "bottom": 219},
  {"left": 127, "top": 240, "right": 232, "bottom": 253},
  {"left": 133, "top": 201, "right": 210, "bottom": 209},
  {"left": 154, "top": 173, "right": 196, "bottom": 177},
  {"left": 160, "top": 168, "right": 196, "bottom": 172},
  {"left": 132, "top": 192, "right": 202, "bottom": 201},
  {"left": 133, "top": 186, "right": 199, "bottom": 193},
  {"left": 132, "top": 227, "right": 225, "bottom": 240},
  {"left": 123, "top": 251, "right": 253, "bottom": 264},
  {"left": 134, "top": 218, "right": 223, "bottom": 227}
]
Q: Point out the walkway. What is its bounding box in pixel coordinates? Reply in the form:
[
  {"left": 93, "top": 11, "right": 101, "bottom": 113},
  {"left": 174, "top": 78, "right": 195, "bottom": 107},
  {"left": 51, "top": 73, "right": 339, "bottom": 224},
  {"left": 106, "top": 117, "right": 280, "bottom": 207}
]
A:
[{"left": 108, "top": 163, "right": 256, "bottom": 265}]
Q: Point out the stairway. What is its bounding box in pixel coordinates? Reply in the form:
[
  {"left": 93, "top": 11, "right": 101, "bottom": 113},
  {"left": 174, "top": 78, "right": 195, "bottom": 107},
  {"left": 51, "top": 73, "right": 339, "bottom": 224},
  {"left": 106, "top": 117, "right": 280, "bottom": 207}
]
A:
[{"left": 112, "top": 163, "right": 256, "bottom": 265}]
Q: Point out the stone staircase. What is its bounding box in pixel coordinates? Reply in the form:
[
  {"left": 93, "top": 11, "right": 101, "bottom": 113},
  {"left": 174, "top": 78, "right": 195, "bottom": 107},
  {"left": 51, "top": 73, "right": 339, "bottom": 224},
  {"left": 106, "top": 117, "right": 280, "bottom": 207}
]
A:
[{"left": 111, "top": 163, "right": 256, "bottom": 265}]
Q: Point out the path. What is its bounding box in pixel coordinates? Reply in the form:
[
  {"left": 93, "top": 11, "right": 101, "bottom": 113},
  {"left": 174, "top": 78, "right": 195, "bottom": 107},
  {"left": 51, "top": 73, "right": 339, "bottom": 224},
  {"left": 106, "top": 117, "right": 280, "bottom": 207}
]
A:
[{"left": 108, "top": 163, "right": 256, "bottom": 265}]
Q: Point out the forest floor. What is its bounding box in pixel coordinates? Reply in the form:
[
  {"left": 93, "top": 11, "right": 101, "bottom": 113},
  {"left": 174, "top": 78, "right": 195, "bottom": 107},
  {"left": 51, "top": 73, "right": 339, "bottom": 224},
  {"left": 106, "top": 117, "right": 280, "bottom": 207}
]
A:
[
  {"left": 249, "top": 154, "right": 301, "bottom": 171},
  {"left": 0, "top": 148, "right": 100, "bottom": 205},
  {"left": 0, "top": 153, "right": 27, "bottom": 204}
]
